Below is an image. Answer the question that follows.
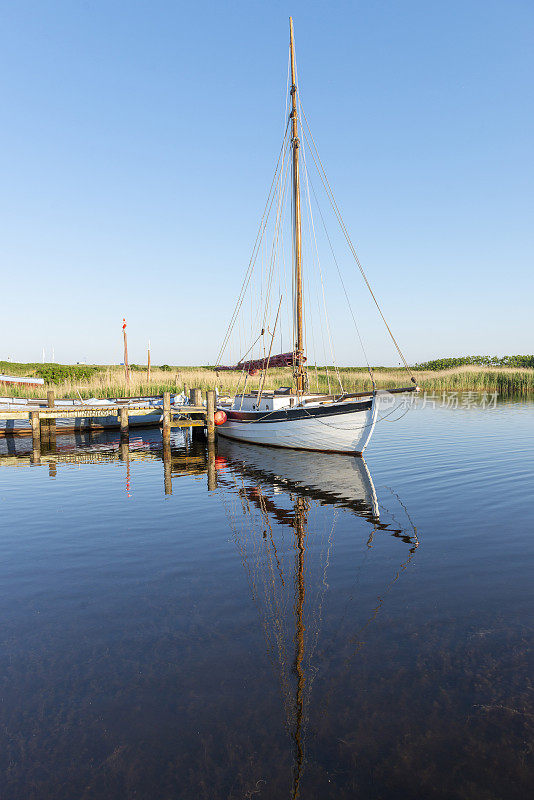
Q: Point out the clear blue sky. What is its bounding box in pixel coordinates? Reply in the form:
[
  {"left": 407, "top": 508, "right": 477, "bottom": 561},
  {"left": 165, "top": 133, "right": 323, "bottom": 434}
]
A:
[{"left": 1, "top": 0, "right": 532, "bottom": 366}]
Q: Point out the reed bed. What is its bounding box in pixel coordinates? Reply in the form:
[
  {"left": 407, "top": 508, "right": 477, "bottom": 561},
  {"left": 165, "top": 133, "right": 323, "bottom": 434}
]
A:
[{"left": 1, "top": 364, "right": 533, "bottom": 400}]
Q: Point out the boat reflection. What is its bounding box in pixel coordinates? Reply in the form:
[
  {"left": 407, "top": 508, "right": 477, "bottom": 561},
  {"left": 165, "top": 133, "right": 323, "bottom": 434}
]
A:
[{"left": 216, "top": 439, "right": 418, "bottom": 799}]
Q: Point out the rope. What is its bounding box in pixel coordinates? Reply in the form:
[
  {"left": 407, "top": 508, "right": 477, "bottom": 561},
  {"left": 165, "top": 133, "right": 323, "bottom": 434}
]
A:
[
  {"left": 237, "top": 330, "right": 265, "bottom": 366},
  {"left": 216, "top": 119, "right": 291, "bottom": 368},
  {"left": 298, "top": 99, "right": 417, "bottom": 385},
  {"left": 307, "top": 173, "right": 375, "bottom": 389},
  {"left": 223, "top": 394, "right": 411, "bottom": 431},
  {"left": 249, "top": 137, "right": 292, "bottom": 367},
  {"left": 299, "top": 122, "right": 343, "bottom": 393},
  {"left": 261, "top": 140, "right": 292, "bottom": 342},
  {"left": 298, "top": 397, "right": 408, "bottom": 431}
]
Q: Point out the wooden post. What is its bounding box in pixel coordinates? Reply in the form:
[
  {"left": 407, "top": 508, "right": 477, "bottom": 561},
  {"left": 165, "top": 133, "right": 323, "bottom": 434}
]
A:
[
  {"left": 119, "top": 436, "right": 129, "bottom": 461},
  {"left": 163, "top": 436, "right": 172, "bottom": 495},
  {"left": 40, "top": 416, "right": 50, "bottom": 443},
  {"left": 120, "top": 407, "right": 129, "bottom": 436},
  {"left": 147, "top": 340, "right": 151, "bottom": 383},
  {"left": 122, "top": 318, "right": 130, "bottom": 390},
  {"left": 206, "top": 389, "right": 216, "bottom": 444},
  {"left": 191, "top": 388, "right": 203, "bottom": 440},
  {"left": 30, "top": 411, "right": 41, "bottom": 463},
  {"left": 207, "top": 440, "right": 217, "bottom": 491},
  {"left": 118, "top": 437, "right": 131, "bottom": 496},
  {"left": 47, "top": 389, "right": 56, "bottom": 443},
  {"left": 31, "top": 410, "right": 40, "bottom": 441},
  {"left": 163, "top": 391, "right": 171, "bottom": 440}
]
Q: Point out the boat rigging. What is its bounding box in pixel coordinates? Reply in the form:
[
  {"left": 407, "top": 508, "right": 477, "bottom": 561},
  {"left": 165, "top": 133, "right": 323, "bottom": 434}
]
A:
[{"left": 215, "top": 18, "right": 418, "bottom": 454}]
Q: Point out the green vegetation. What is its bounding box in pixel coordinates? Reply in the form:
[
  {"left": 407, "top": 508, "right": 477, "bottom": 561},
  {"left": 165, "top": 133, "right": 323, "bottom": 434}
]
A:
[
  {"left": 0, "top": 360, "right": 99, "bottom": 381},
  {"left": 415, "top": 354, "right": 534, "bottom": 370},
  {"left": 36, "top": 364, "right": 100, "bottom": 382}
]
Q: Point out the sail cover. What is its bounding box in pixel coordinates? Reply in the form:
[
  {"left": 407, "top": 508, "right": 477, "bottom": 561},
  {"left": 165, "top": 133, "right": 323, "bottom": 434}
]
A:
[{"left": 217, "top": 352, "right": 306, "bottom": 373}]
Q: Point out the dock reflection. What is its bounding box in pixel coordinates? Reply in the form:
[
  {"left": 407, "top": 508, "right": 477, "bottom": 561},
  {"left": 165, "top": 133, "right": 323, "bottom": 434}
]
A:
[{"left": 0, "top": 428, "right": 217, "bottom": 495}]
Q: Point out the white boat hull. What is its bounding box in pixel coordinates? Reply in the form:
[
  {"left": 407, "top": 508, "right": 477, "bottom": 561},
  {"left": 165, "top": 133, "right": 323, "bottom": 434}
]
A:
[{"left": 217, "top": 396, "right": 379, "bottom": 454}]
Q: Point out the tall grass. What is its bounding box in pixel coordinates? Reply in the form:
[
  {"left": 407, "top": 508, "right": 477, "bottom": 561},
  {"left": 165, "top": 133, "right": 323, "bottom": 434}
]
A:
[{"left": 1, "top": 363, "right": 533, "bottom": 400}]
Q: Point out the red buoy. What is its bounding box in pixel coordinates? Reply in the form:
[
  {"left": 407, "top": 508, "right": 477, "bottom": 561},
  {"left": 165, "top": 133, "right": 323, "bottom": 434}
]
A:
[{"left": 214, "top": 410, "right": 227, "bottom": 426}]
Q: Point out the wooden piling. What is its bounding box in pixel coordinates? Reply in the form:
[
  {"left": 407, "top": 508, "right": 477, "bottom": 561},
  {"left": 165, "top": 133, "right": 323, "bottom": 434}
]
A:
[
  {"left": 30, "top": 411, "right": 41, "bottom": 463},
  {"left": 163, "top": 437, "right": 172, "bottom": 495},
  {"left": 163, "top": 391, "right": 171, "bottom": 440},
  {"left": 207, "top": 440, "right": 217, "bottom": 491},
  {"left": 120, "top": 406, "right": 129, "bottom": 436},
  {"left": 123, "top": 319, "right": 130, "bottom": 389},
  {"left": 47, "top": 389, "right": 56, "bottom": 444},
  {"left": 190, "top": 387, "right": 202, "bottom": 407},
  {"left": 119, "top": 437, "right": 129, "bottom": 461},
  {"left": 206, "top": 389, "right": 216, "bottom": 444},
  {"left": 31, "top": 410, "right": 40, "bottom": 441},
  {"left": 190, "top": 388, "right": 203, "bottom": 440}
]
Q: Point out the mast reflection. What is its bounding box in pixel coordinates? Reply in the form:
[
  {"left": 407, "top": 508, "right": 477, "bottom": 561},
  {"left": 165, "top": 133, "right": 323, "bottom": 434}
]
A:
[{"left": 216, "top": 439, "right": 418, "bottom": 799}]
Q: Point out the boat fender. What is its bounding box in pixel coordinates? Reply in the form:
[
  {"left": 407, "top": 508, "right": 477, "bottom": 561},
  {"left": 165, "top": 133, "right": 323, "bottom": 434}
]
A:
[{"left": 214, "top": 410, "right": 227, "bottom": 426}]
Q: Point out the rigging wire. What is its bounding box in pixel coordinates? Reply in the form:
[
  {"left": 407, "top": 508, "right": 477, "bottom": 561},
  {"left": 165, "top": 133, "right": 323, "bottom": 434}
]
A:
[
  {"left": 307, "top": 173, "right": 375, "bottom": 389},
  {"left": 251, "top": 137, "right": 292, "bottom": 365},
  {"left": 260, "top": 139, "right": 292, "bottom": 348},
  {"left": 216, "top": 119, "right": 291, "bottom": 369},
  {"left": 220, "top": 55, "right": 293, "bottom": 372},
  {"left": 298, "top": 97, "right": 417, "bottom": 385},
  {"left": 299, "top": 116, "right": 344, "bottom": 393}
]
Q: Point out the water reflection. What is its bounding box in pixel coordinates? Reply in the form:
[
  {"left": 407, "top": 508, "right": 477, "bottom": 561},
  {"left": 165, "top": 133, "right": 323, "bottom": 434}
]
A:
[
  {"left": 0, "top": 428, "right": 214, "bottom": 494},
  {"left": 1, "top": 408, "right": 532, "bottom": 799},
  {"left": 0, "top": 432, "right": 418, "bottom": 800},
  {"left": 216, "top": 440, "right": 418, "bottom": 799}
]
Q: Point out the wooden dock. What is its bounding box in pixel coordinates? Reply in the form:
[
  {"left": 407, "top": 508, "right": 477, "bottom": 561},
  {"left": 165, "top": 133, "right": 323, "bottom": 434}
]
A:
[{"left": 0, "top": 389, "right": 217, "bottom": 448}]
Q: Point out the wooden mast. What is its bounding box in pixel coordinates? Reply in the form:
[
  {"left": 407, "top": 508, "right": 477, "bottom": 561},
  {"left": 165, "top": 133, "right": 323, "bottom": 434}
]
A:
[{"left": 289, "top": 18, "right": 306, "bottom": 395}]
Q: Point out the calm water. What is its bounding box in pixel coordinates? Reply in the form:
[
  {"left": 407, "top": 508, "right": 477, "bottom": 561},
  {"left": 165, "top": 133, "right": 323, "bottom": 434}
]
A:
[{"left": 0, "top": 400, "right": 533, "bottom": 799}]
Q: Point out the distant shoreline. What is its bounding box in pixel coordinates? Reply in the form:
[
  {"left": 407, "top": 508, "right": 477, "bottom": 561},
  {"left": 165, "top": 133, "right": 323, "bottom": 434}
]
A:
[{"left": 1, "top": 361, "right": 533, "bottom": 399}]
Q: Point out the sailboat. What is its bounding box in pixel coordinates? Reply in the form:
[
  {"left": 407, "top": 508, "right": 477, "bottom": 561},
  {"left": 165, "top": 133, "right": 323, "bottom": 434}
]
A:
[{"left": 216, "top": 19, "right": 418, "bottom": 454}]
